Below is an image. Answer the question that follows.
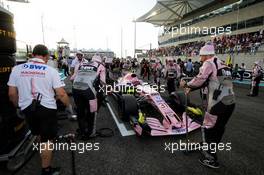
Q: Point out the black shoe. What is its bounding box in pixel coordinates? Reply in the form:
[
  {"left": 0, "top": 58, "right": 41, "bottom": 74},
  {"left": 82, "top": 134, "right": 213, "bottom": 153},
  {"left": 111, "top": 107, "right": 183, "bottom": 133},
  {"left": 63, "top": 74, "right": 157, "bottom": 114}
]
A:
[
  {"left": 41, "top": 167, "right": 61, "bottom": 175},
  {"left": 199, "top": 157, "right": 220, "bottom": 169}
]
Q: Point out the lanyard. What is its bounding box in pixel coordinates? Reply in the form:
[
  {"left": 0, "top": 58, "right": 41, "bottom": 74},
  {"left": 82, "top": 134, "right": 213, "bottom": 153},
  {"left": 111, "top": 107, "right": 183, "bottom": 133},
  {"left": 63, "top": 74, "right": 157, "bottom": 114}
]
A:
[
  {"left": 28, "top": 59, "right": 45, "bottom": 99},
  {"left": 31, "top": 78, "right": 42, "bottom": 101}
]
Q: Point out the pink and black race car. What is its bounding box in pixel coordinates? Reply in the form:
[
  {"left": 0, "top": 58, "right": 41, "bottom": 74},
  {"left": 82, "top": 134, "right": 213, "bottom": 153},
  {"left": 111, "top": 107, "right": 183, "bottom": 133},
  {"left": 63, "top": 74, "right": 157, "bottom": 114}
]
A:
[{"left": 110, "top": 73, "right": 202, "bottom": 136}]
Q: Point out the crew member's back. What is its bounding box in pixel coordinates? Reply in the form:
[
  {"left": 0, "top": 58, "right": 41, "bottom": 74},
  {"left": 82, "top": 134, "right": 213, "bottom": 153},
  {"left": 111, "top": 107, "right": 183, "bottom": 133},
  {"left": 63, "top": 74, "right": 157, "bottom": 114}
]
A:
[{"left": 9, "top": 60, "right": 64, "bottom": 110}]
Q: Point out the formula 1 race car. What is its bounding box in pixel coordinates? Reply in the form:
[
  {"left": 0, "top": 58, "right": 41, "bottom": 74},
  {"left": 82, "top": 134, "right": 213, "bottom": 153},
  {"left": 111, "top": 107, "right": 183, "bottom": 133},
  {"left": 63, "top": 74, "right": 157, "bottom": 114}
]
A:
[{"left": 110, "top": 73, "right": 203, "bottom": 136}]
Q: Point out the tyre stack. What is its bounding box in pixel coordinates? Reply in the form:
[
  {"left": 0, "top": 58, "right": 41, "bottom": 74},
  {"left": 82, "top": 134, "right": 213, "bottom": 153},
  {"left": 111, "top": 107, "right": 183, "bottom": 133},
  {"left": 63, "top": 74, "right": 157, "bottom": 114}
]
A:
[{"left": 0, "top": 9, "right": 24, "bottom": 155}]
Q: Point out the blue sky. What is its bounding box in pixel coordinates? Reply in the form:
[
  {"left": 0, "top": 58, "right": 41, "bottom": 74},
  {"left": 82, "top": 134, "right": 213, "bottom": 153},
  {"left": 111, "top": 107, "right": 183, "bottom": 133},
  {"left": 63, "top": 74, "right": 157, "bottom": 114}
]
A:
[{"left": 5, "top": 0, "right": 160, "bottom": 57}]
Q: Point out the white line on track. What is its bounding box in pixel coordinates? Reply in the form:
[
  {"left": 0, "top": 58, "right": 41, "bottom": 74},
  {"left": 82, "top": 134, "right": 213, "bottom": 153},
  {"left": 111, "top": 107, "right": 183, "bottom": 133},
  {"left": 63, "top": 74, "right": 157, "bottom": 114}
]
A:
[{"left": 106, "top": 101, "right": 135, "bottom": 137}]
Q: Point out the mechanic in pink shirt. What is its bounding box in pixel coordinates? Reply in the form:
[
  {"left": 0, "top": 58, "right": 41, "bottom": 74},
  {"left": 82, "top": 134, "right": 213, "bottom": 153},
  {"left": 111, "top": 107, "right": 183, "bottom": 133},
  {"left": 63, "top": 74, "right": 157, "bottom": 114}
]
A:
[{"left": 180, "top": 43, "right": 235, "bottom": 169}]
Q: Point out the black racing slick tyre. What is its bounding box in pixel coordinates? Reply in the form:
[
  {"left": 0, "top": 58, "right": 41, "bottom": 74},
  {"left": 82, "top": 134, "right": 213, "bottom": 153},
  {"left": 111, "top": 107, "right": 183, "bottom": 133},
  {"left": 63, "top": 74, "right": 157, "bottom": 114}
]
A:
[
  {"left": 121, "top": 95, "right": 138, "bottom": 121},
  {"left": 0, "top": 10, "right": 16, "bottom": 54},
  {"left": 0, "top": 54, "right": 16, "bottom": 114},
  {"left": 167, "top": 91, "right": 189, "bottom": 115}
]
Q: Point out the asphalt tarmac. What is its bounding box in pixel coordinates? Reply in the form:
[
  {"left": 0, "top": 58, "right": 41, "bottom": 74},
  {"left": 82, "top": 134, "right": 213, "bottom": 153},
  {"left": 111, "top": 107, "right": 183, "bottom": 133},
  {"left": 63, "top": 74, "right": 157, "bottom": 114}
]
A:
[{"left": 0, "top": 78, "right": 263, "bottom": 175}]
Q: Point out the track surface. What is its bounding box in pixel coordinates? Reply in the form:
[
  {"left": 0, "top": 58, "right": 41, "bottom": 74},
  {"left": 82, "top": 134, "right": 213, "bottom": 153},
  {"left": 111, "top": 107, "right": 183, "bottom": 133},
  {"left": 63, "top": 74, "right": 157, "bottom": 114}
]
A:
[{"left": 0, "top": 78, "right": 263, "bottom": 175}]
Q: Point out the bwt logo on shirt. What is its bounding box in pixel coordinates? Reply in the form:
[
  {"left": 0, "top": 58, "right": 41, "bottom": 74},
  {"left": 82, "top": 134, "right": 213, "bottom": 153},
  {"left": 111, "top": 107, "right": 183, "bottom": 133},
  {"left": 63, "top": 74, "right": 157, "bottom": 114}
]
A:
[{"left": 23, "top": 64, "right": 47, "bottom": 71}]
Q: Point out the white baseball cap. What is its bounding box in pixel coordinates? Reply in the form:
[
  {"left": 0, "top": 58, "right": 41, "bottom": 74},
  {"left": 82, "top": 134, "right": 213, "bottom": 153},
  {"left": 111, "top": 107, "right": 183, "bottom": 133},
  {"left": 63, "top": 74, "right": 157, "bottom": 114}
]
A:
[
  {"left": 76, "top": 51, "right": 83, "bottom": 55},
  {"left": 92, "top": 55, "right": 102, "bottom": 63},
  {"left": 199, "top": 43, "right": 215, "bottom": 55}
]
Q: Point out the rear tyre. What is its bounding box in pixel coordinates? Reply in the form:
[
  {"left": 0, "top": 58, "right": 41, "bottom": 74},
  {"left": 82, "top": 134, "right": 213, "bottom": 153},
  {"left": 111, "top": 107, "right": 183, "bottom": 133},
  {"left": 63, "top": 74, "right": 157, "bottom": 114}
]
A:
[{"left": 0, "top": 11, "right": 16, "bottom": 54}]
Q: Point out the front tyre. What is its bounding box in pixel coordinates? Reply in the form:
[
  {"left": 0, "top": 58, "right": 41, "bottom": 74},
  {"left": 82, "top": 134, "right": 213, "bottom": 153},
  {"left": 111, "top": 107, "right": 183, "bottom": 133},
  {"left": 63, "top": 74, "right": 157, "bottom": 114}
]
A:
[{"left": 121, "top": 95, "right": 138, "bottom": 121}]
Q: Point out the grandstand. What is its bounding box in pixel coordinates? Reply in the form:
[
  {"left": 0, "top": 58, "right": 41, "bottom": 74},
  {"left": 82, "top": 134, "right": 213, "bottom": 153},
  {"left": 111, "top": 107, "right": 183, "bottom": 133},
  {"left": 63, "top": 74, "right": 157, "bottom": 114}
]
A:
[{"left": 137, "top": 0, "right": 264, "bottom": 67}]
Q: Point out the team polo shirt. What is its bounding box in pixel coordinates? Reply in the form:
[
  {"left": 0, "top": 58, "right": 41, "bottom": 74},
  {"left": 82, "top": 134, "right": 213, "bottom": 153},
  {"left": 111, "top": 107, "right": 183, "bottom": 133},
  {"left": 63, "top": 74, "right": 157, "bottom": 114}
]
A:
[{"left": 7, "top": 58, "right": 65, "bottom": 110}]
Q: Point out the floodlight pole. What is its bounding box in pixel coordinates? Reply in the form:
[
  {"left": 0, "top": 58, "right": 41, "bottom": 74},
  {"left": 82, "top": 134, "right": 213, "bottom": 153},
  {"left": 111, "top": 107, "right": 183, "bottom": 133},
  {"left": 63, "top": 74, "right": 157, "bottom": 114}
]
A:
[
  {"left": 134, "top": 20, "right": 137, "bottom": 58},
  {"left": 234, "top": 4, "right": 240, "bottom": 65},
  {"left": 106, "top": 36, "right": 109, "bottom": 50},
  {"left": 73, "top": 25, "right": 77, "bottom": 50},
  {"left": 121, "top": 27, "right": 123, "bottom": 58},
  {"left": 41, "top": 14, "right": 45, "bottom": 45}
]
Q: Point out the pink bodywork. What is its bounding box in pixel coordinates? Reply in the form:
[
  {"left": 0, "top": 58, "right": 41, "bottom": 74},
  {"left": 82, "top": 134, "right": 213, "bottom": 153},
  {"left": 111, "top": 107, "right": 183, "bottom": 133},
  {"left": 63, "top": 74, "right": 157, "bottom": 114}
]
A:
[
  {"left": 136, "top": 85, "right": 200, "bottom": 136},
  {"left": 119, "top": 73, "right": 201, "bottom": 136}
]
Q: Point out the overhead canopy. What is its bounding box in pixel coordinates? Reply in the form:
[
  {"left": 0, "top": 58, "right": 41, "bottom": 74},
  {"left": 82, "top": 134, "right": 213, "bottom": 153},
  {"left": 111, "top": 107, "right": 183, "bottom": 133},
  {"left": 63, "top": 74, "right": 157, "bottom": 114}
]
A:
[
  {"left": 0, "top": 5, "right": 13, "bottom": 16},
  {"left": 136, "top": 0, "right": 240, "bottom": 26},
  {"left": 6, "top": 0, "right": 29, "bottom": 3}
]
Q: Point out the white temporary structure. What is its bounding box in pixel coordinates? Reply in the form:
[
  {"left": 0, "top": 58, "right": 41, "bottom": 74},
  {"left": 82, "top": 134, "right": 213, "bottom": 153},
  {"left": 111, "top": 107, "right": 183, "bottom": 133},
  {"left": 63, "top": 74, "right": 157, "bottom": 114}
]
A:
[{"left": 136, "top": 0, "right": 239, "bottom": 26}]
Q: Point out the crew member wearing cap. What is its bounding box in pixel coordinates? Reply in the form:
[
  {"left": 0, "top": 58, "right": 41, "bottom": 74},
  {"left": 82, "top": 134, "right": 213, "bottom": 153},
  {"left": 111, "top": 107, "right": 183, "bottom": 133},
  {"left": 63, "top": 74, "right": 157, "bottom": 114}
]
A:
[
  {"left": 180, "top": 43, "right": 235, "bottom": 168},
  {"left": 70, "top": 51, "right": 85, "bottom": 75},
  {"left": 71, "top": 54, "right": 106, "bottom": 139},
  {"left": 248, "top": 61, "right": 262, "bottom": 96},
  {"left": 8, "top": 44, "right": 70, "bottom": 175}
]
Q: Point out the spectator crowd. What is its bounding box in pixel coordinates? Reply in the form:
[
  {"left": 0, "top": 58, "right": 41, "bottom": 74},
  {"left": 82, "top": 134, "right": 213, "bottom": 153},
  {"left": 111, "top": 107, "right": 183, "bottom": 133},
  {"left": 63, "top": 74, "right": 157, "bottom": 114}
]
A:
[{"left": 148, "top": 31, "right": 263, "bottom": 57}]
